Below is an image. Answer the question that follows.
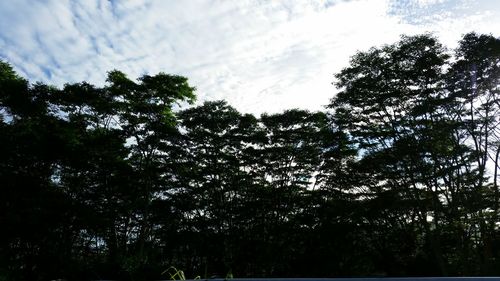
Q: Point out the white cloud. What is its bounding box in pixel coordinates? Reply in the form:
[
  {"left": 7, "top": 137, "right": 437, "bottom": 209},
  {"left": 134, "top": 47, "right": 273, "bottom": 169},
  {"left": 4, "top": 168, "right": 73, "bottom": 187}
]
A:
[
  {"left": 1, "top": 0, "right": 499, "bottom": 114},
  {"left": 416, "top": 0, "right": 445, "bottom": 7}
]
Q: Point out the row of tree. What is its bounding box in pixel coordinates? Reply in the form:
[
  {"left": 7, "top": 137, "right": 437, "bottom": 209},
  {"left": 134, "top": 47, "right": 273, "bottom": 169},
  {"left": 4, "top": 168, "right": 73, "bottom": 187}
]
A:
[{"left": 1, "top": 32, "right": 499, "bottom": 280}]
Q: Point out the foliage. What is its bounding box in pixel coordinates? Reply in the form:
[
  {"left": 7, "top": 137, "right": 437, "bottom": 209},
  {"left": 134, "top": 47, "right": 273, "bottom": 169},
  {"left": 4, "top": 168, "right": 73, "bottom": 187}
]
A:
[{"left": 1, "top": 33, "right": 500, "bottom": 280}]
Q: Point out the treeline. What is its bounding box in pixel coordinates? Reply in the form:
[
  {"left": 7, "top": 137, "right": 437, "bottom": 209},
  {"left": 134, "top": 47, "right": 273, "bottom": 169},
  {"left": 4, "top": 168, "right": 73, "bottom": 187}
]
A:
[{"left": 1, "top": 33, "right": 500, "bottom": 280}]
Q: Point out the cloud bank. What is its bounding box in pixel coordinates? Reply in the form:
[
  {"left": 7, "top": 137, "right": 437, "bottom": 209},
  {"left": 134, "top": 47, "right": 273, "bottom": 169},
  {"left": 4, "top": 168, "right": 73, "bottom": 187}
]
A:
[{"left": 1, "top": 0, "right": 499, "bottom": 114}]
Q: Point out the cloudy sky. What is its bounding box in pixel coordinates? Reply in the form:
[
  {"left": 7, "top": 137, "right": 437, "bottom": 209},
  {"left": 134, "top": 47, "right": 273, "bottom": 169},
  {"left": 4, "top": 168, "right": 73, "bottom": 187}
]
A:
[{"left": 1, "top": 0, "right": 499, "bottom": 114}]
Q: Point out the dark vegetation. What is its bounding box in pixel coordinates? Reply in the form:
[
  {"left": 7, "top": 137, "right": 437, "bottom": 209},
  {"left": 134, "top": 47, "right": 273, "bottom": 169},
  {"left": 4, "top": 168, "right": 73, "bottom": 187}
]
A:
[{"left": 1, "top": 33, "right": 500, "bottom": 280}]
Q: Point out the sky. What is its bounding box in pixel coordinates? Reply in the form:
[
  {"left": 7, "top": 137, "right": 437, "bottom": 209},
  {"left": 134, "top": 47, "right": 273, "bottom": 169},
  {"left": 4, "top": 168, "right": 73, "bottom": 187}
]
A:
[{"left": 1, "top": 0, "right": 500, "bottom": 115}]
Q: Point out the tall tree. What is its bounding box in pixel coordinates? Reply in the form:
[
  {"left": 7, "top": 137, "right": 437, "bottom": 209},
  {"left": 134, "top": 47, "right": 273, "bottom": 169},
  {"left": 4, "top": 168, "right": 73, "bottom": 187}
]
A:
[
  {"left": 329, "top": 34, "right": 478, "bottom": 275},
  {"left": 447, "top": 32, "right": 500, "bottom": 273}
]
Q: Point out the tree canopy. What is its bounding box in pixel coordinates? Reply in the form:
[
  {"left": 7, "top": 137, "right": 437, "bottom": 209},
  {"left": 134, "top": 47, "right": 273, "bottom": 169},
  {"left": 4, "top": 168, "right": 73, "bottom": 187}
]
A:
[{"left": 1, "top": 32, "right": 500, "bottom": 280}]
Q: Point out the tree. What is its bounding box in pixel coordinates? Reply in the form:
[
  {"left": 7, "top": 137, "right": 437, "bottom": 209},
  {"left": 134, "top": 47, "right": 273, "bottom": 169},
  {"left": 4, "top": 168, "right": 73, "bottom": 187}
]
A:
[
  {"left": 329, "top": 34, "right": 479, "bottom": 275},
  {"left": 0, "top": 62, "right": 196, "bottom": 280},
  {"left": 447, "top": 32, "right": 500, "bottom": 273}
]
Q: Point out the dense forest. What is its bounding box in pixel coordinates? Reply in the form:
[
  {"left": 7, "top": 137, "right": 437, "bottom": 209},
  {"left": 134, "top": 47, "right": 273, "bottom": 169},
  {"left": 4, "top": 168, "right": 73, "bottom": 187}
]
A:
[{"left": 1, "top": 32, "right": 500, "bottom": 280}]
